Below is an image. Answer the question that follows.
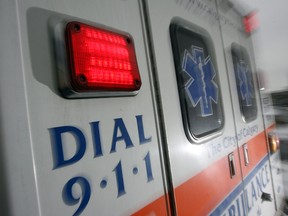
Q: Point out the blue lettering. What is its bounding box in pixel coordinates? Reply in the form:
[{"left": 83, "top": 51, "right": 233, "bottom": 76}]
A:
[
  {"left": 243, "top": 128, "right": 248, "bottom": 137},
  {"left": 49, "top": 126, "right": 86, "bottom": 169},
  {"left": 50, "top": 115, "right": 151, "bottom": 168},
  {"left": 228, "top": 204, "right": 236, "bottom": 216},
  {"left": 251, "top": 181, "right": 258, "bottom": 207},
  {"left": 223, "top": 137, "right": 229, "bottom": 148},
  {"left": 240, "top": 193, "right": 246, "bottom": 215},
  {"left": 245, "top": 188, "right": 252, "bottom": 212},
  {"left": 236, "top": 196, "right": 241, "bottom": 216},
  {"left": 62, "top": 176, "right": 91, "bottom": 216},
  {"left": 136, "top": 115, "right": 152, "bottom": 144},
  {"left": 237, "top": 129, "right": 243, "bottom": 141},
  {"left": 256, "top": 175, "right": 262, "bottom": 197},
  {"left": 110, "top": 118, "right": 134, "bottom": 153},
  {"left": 113, "top": 160, "right": 126, "bottom": 197},
  {"left": 261, "top": 167, "right": 267, "bottom": 187},
  {"left": 264, "top": 164, "right": 270, "bottom": 184},
  {"left": 90, "top": 121, "right": 103, "bottom": 157}
]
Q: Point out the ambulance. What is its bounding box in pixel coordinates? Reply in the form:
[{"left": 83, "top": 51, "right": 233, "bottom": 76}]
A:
[{"left": 0, "top": 0, "right": 285, "bottom": 215}]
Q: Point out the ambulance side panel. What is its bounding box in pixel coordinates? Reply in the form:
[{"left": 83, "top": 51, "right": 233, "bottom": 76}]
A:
[
  {"left": 0, "top": 0, "right": 284, "bottom": 215},
  {"left": 0, "top": 0, "right": 40, "bottom": 215},
  {"left": 262, "top": 92, "right": 285, "bottom": 208},
  {"left": 217, "top": 2, "right": 276, "bottom": 214},
  {"left": 138, "top": 0, "right": 243, "bottom": 215},
  {"left": 0, "top": 0, "right": 170, "bottom": 215}
]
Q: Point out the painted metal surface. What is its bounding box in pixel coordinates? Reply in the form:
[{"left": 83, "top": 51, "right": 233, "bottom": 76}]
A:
[{"left": 0, "top": 0, "right": 284, "bottom": 215}]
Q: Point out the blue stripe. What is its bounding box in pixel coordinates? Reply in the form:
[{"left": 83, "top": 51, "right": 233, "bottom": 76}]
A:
[
  {"left": 243, "top": 155, "right": 269, "bottom": 186},
  {"left": 210, "top": 182, "right": 243, "bottom": 216},
  {"left": 209, "top": 154, "right": 269, "bottom": 216}
]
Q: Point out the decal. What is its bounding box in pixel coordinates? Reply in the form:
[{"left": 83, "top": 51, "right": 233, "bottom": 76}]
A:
[
  {"left": 206, "top": 124, "right": 258, "bottom": 158},
  {"left": 133, "top": 132, "right": 270, "bottom": 215},
  {"left": 210, "top": 156, "right": 271, "bottom": 216},
  {"left": 174, "top": 0, "right": 242, "bottom": 31},
  {"left": 49, "top": 115, "right": 153, "bottom": 215},
  {"left": 237, "top": 60, "right": 253, "bottom": 106},
  {"left": 182, "top": 46, "right": 218, "bottom": 116},
  {"left": 62, "top": 176, "right": 91, "bottom": 216},
  {"left": 49, "top": 115, "right": 151, "bottom": 169}
]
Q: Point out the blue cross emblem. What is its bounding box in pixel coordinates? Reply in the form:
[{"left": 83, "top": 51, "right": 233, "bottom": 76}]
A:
[
  {"left": 236, "top": 60, "right": 253, "bottom": 106},
  {"left": 182, "top": 46, "right": 218, "bottom": 116}
]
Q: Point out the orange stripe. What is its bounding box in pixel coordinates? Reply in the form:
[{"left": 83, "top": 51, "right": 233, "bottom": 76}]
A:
[
  {"left": 132, "top": 195, "right": 170, "bottom": 216},
  {"left": 132, "top": 130, "right": 271, "bottom": 215},
  {"left": 174, "top": 149, "right": 241, "bottom": 216},
  {"left": 239, "top": 131, "right": 269, "bottom": 177},
  {"left": 133, "top": 149, "right": 242, "bottom": 216},
  {"left": 266, "top": 124, "right": 276, "bottom": 132}
]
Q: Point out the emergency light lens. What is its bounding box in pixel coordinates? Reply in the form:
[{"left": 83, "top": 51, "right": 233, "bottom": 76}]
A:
[
  {"left": 269, "top": 133, "right": 280, "bottom": 153},
  {"left": 66, "top": 21, "right": 141, "bottom": 92},
  {"left": 243, "top": 11, "right": 259, "bottom": 34}
]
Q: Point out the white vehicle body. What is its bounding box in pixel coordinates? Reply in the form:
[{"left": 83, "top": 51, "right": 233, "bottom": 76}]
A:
[{"left": 0, "top": 0, "right": 284, "bottom": 215}]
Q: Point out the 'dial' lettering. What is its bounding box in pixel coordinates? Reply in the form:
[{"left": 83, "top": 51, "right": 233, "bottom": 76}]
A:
[
  {"left": 49, "top": 126, "right": 86, "bottom": 169},
  {"left": 110, "top": 118, "right": 134, "bottom": 153},
  {"left": 49, "top": 115, "right": 152, "bottom": 170}
]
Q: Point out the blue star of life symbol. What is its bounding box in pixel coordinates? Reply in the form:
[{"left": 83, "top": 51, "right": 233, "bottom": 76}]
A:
[
  {"left": 182, "top": 46, "right": 218, "bottom": 116},
  {"left": 237, "top": 60, "right": 253, "bottom": 106}
]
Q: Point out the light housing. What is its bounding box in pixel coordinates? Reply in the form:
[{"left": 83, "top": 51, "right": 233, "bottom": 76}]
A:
[
  {"left": 56, "top": 21, "right": 142, "bottom": 98},
  {"left": 243, "top": 11, "right": 259, "bottom": 34},
  {"left": 268, "top": 132, "right": 280, "bottom": 153}
]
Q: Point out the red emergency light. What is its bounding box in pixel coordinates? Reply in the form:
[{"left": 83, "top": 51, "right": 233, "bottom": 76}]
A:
[
  {"left": 65, "top": 21, "right": 141, "bottom": 94},
  {"left": 243, "top": 11, "right": 259, "bottom": 34}
]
